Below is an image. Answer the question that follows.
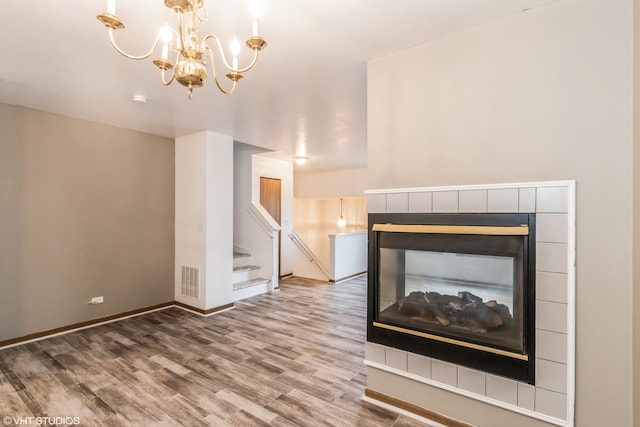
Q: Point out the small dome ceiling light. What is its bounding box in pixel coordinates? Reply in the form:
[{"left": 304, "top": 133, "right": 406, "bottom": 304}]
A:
[{"left": 133, "top": 94, "right": 147, "bottom": 104}]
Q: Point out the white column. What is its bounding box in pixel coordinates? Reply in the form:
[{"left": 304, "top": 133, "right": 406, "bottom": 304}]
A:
[
  {"left": 204, "top": 132, "right": 234, "bottom": 309},
  {"left": 175, "top": 131, "right": 234, "bottom": 311}
]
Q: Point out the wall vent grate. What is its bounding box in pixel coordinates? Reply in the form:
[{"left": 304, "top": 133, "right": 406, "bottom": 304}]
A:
[{"left": 181, "top": 265, "right": 200, "bottom": 299}]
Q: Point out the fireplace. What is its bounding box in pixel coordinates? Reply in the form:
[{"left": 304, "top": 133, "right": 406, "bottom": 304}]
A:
[{"left": 368, "top": 213, "right": 536, "bottom": 383}]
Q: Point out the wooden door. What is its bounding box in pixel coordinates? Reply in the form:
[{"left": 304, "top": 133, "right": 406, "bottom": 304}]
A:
[{"left": 260, "top": 177, "right": 281, "bottom": 276}]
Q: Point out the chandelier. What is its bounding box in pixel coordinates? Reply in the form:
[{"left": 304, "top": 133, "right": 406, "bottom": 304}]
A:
[{"left": 97, "top": 0, "right": 267, "bottom": 99}]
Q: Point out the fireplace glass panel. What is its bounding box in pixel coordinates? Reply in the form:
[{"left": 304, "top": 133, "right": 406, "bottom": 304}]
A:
[{"left": 377, "top": 234, "right": 525, "bottom": 354}]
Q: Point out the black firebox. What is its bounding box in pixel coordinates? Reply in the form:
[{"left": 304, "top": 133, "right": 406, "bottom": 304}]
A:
[{"left": 367, "top": 213, "right": 536, "bottom": 384}]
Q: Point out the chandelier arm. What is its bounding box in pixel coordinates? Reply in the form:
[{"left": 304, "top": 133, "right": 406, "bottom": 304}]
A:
[
  {"left": 202, "top": 34, "right": 233, "bottom": 70},
  {"left": 235, "top": 49, "right": 260, "bottom": 74},
  {"left": 108, "top": 28, "right": 163, "bottom": 60},
  {"left": 204, "top": 50, "right": 237, "bottom": 95},
  {"left": 201, "top": 35, "right": 259, "bottom": 73},
  {"left": 160, "top": 68, "right": 176, "bottom": 86},
  {"left": 212, "top": 74, "right": 238, "bottom": 95}
]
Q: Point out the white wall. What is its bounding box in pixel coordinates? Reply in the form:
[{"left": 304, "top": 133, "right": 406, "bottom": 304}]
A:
[
  {"left": 234, "top": 147, "right": 327, "bottom": 283},
  {"left": 176, "top": 131, "right": 233, "bottom": 311},
  {"left": 294, "top": 167, "right": 368, "bottom": 198},
  {"left": 175, "top": 133, "right": 207, "bottom": 310},
  {"left": 252, "top": 155, "right": 296, "bottom": 277},
  {"left": 367, "top": 0, "right": 633, "bottom": 425},
  {"left": 294, "top": 197, "right": 367, "bottom": 272},
  {"left": 233, "top": 143, "right": 279, "bottom": 287},
  {"left": 205, "top": 132, "right": 234, "bottom": 309},
  {"left": 293, "top": 168, "right": 368, "bottom": 281},
  {"left": 233, "top": 142, "right": 269, "bottom": 251}
]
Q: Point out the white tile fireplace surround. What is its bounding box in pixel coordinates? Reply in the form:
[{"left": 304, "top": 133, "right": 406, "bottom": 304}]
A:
[{"left": 364, "top": 181, "right": 575, "bottom": 427}]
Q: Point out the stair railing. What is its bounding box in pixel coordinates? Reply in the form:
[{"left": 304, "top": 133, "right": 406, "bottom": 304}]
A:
[
  {"left": 289, "top": 231, "right": 330, "bottom": 277},
  {"left": 248, "top": 201, "right": 280, "bottom": 237}
]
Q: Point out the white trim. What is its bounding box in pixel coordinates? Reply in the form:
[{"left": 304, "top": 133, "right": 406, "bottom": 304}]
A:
[
  {"left": 566, "top": 181, "right": 577, "bottom": 426},
  {"left": 174, "top": 304, "right": 236, "bottom": 317},
  {"left": 365, "top": 180, "right": 576, "bottom": 195},
  {"left": 365, "top": 360, "right": 569, "bottom": 427}
]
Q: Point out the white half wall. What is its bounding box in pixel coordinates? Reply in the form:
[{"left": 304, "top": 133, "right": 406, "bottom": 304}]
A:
[{"left": 329, "top": 232, "right": 367, "bottom": 282}]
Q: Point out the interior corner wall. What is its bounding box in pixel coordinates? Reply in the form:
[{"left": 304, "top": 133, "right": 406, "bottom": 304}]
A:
[
  {"left": 367, "top": 0, "right": 634, "bottom": 426},
  {"left": 0, "top": 103, "right": 175, "bottom": 342}
]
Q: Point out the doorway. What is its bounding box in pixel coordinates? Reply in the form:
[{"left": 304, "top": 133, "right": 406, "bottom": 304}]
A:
[{"left": 260, "top": 177, "right": 281, "bottom": 277}]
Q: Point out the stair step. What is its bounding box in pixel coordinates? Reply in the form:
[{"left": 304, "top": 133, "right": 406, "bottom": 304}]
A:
[
  {"left": 233, "top": 252, "right": 250, "bottom": 259},
  {"left": 233, "top": 278, "right": 269, "bottom": 291},
  {"left": 233, "top": 252, "right": 252, "bottom": 269},
  {"left": 233, "top": 265, "right": 260, "bottom": 273}
]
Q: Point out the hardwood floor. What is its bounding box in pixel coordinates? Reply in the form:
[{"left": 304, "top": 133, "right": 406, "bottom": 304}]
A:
[{"left": 0, "top": 276, "right": 435, "bottom": 426}]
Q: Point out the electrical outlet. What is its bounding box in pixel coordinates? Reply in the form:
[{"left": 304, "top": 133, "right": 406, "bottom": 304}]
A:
[{"left": 90, "top": 296, "right": 104, "bottom": 305}]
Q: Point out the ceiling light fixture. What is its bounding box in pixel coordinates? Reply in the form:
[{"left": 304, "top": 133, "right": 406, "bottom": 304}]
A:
[
  {"left": 132, "top": 94, "right": 147, "bottom": 104},
  {"left": 97, "top": 0, "right": 267, "bottom": 99},
  {"left": 295, "top": 156, "right": 308, "bottom": 166}
]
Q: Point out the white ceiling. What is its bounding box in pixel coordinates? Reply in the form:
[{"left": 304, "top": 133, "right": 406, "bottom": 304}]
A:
[{"left": 0, "top": 0, "right": 556, "bottom": 172}]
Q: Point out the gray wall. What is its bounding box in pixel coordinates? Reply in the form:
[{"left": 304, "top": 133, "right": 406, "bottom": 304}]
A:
[
  {"left": 634, "top": 0, "right": 640, "bottom": 420},
  {"left": 368, "top": 0, "right": 634, "bottom": 425},
  {"left": 0, "top": 103, "right": 175, "bottom": 342}
]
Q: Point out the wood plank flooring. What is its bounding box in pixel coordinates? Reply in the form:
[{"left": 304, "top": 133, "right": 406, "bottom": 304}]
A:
[{"left": 0, "top": 276, "right": 435, "bottom": 426}]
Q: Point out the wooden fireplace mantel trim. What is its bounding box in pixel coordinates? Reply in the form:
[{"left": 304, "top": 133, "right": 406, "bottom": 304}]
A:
[{"left": 372, "top": 223, "right": 529, "bottom": 236}]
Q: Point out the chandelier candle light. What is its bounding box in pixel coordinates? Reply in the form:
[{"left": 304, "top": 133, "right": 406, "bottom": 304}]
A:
[{"left": 97, "top": 0, "right": 267, "bottom": 99}]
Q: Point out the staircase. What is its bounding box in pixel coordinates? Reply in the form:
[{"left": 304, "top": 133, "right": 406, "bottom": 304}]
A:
[{"left": 233, "top": 251, "right": 270, "bottom": 301}]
